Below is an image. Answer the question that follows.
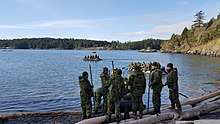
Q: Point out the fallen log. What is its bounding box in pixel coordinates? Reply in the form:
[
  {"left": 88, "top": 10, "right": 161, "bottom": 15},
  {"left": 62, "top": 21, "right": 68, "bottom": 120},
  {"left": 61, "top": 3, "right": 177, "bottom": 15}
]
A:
[
  {"left": 183, "top": 90, "right": 220, "bottom": 106},
  {"left": 76, "top": 90, "right": 220, "bottom": 124},
  {"left": 122, "top": 113, "right": 176, "bottom": 124},
  {"left": 180, "top": 100, "right": 220, "bottom": 120},
  {"left": 122, "top": 100, "right": 220, "bottom": 124},
  {"left": 76, "top": 116, "right": 107, "bottom": 124}
]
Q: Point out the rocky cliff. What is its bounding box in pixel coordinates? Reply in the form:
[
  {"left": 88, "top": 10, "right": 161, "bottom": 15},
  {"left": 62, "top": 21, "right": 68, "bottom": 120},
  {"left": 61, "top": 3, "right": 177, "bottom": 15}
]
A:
[{"left": 161, "top": 15, "right": 220, "bottom": 57}]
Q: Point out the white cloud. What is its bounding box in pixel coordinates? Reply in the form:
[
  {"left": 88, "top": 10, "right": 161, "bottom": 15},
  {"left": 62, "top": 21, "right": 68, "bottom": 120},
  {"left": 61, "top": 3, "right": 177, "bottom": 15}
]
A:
[
  {"left": 0, "top": 25, "right": 23, "bottom": 29},
  {"left": 0, "top": 19, "right": 102, "bottom": 30},
  {"left": 149, "top": 21, "right": 192, "bottom": 34},
  {"left": 119, "top": 21, "right": 192, "bottom": 39}
]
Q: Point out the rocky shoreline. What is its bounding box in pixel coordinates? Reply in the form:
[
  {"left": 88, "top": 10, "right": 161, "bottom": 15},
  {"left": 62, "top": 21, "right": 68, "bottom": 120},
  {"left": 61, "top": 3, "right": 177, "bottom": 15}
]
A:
[
  {"left": 161, "top": 38, "right": 220, "bottom": 57},
  {"left": 1, "top": 107, "right": 220, "bottom": 124},
  {"left": 2, "top": 109, "right": 220, "bottom": 124},
  {"left": 0, "top": 111, "right": 81, "bottom": 124},
  {"left": 161, "top": 13, "right": 220, "bottom": 58}
]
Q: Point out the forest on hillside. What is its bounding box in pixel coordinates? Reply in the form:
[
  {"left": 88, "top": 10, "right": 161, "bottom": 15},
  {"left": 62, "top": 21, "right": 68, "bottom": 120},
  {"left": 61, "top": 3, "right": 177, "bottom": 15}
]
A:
[{"left": 0, "top": 38, "right": 164, "bottom": 50}]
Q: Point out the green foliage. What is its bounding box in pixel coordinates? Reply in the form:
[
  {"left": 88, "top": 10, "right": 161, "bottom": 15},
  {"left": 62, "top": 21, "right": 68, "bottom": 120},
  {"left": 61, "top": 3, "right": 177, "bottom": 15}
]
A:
[
  {"left": 0, "top": 38, "right": 164, "bottom": 50},
  {"left": 113, "top": 39, "right": 164, "bottom": 50},
  {"left": 0, "top": 38, "right": 110, "bottom": 49},
  {"left": 206, "top": 18, "right": 215, "bottom": 29},
  {"left": 162, "top": 12, "right": 220, "bottom": 52}
]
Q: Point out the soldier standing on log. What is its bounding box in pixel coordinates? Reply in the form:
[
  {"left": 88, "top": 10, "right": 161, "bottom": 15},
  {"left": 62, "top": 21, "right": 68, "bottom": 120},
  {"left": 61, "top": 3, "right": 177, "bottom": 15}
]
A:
[
  {"left": 128, "top": 64, "right": 146, "bottom": 119},
  {"left": 165, "top": 63, "right": 182, "bottom": 112},
  {"left": 149, "top": 62, "right": 163, "bottom": 115},
  {"left": 79, "top": 71, "right": 93, "bottom": 119},
  {"left": 106, "top": 69, "right": 125, "bottom": 123},
  {"left": 94, "top": 67, "right": 110, "bottom": 114}
]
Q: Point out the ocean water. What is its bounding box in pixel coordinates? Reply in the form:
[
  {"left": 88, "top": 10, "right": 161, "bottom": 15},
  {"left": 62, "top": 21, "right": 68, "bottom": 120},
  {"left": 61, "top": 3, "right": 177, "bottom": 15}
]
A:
[{"left": 0, "top": 49, "right": 220, "bottom": 113}]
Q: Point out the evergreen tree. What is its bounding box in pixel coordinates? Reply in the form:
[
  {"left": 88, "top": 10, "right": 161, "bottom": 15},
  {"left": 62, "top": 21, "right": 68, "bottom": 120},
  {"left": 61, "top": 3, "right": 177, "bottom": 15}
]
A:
[{"left": 193, "top": 11, "right": 205, "bottom": 27}]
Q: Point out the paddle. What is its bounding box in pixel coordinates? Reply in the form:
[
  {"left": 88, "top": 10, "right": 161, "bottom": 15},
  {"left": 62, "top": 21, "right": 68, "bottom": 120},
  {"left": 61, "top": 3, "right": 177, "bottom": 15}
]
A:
[{"left": 89, "top": 64, "right": 96, "bottom": 111}]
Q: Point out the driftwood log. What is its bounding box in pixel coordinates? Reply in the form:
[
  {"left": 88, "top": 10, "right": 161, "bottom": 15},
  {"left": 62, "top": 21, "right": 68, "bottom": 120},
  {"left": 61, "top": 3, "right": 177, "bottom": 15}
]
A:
[
  {"left": 76, "top": 90, "right": 220, "bottom": 124},
  {"left": 183, "top": 90, "right": 220, "bottom": 106},
  {"left": 122, "top": 100, "right": 220, "bottom": 124}
]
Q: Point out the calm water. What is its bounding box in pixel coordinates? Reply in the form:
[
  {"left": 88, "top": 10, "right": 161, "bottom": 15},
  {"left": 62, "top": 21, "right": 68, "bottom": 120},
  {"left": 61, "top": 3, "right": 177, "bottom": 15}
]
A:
[{"left": 0, "top": 50, "right": 220, "bottom": 113}]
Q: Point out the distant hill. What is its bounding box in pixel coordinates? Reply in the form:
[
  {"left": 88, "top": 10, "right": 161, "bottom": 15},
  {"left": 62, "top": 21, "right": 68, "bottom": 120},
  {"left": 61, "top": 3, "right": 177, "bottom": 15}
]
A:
[
  {"left": 0, "top": 38, "right": 164, "bottom": 50},
  {"left": 161, "top": 13, "right": 220, "bottom": 57}
]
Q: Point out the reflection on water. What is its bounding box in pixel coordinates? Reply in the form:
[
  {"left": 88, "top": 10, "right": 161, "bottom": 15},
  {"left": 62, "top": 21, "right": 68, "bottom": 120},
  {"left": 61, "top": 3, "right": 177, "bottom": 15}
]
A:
[{"left": 0, "top": 50, "right": 220, "bottom": 113}]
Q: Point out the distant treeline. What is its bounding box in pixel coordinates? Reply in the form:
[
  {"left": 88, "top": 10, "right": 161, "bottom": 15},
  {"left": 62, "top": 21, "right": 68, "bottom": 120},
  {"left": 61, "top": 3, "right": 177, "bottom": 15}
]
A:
[{"left": 0, "top": 38, "right": 164, "bottom": 50}]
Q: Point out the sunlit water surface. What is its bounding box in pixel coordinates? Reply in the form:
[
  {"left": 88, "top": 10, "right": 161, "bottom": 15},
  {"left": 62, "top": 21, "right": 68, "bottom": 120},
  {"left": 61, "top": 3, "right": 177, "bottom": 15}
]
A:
[{"left": 0, "top": 50, "right": 220, "bottom": 113}]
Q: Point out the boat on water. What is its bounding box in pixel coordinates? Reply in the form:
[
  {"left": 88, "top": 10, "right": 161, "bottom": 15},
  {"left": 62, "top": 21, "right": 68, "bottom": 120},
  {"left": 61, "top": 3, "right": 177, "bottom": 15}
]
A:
[
  {"left": 83, "top": 54, "right": 102, "bottom": 62},
  {"left": 138, "top": 48, "right": 157, "bottom": 53},
  {"left": 83, "top": 58, "right": 102, "bottom": 62}
]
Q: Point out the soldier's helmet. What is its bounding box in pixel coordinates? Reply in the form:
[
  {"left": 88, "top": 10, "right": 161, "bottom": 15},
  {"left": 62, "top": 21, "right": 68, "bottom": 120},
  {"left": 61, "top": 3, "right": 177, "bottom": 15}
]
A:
[
  {"left": 133, "top": 64, "right": 142, "bottom": 72},
  {"left": 82, "top": 71, "right": 88, "bottom": 78},
  {"left": 112, "top": 69, "right": 118, "bottom": 76},
  {"left": 167, "top": 63, "right": 173, "bottom": 69},
  {"left": 116, "top": 69, "right": 122, "bottom": 76},
  {"left": 103, "top": 67, "right": 108, "bottom": 73},
  {"left": 152, "top": 62, "right": 158, "bottom": 69},
  {"left": 157, "top": 62, "right": 161, "bottom": 69}
]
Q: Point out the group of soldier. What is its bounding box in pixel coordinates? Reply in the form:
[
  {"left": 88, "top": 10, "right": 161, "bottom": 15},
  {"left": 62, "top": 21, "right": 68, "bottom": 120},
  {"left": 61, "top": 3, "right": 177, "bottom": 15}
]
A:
[
  {"left": 78, "top": 62, "right": 182, "bottom": 122},
  {"left": 84, "top": 54, "right": 101, "bottom": 60}
]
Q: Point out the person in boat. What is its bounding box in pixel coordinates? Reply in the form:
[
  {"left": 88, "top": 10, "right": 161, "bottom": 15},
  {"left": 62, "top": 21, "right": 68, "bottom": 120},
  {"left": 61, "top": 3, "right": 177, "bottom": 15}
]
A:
[
  {"left": 149, "top": 62, "right": 163, "bottom": 115},
  {"left": 165, "top": 63, "right": 182, "bottom": 112},
  {"left": 106, "top": 68, "right": 125, "bottom": 123},
  {"left": 95, "top": 54, "right": 98, "bottom": 59},
  {"left": 89, "top": 55, "right": 92, "bottom": 59},
  {"left": 79, "top": 71, "right": 93, "bottom": 119},
  {"left": 97, "top": 55, "right": 100, "bottom": 60},
  {"left": 84, "top": 56, "right": 88, "bottom": 60},
  {"left": 128, "top": 64, "right": 146, "bottom": 119},
  {"left": 94, "top": 67, "right": 110, "bottom": 114}
]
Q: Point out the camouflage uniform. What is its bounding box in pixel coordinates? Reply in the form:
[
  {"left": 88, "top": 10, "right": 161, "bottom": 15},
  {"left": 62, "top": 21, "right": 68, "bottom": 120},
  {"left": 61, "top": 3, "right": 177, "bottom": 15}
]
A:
[
  {"left": 79, "top": 72, "right": 93, "bottom": 119},
  {"left": 149, "top": 63, "right": 163, "bottom": 114},
  {"left": 94, "top": 67, "right": 110, "bottom": 114},
  {"left": 107, "top": 69, "right": 125, "bottom": 121},
  {"left": 166, "top": 64, "right": 182, "bottom": 111},
  {"left": 128, "top": 66, "right": 146, "bottom": 118}
]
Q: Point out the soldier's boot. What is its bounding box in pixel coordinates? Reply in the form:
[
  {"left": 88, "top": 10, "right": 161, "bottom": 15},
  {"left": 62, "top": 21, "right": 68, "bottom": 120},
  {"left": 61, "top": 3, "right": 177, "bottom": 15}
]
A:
[
  {"left": 152, "top": 107, "right": 158, "bottom": 115},
  {"left": 171, "top": 102, "right": 175, "bottom": 110},
  {"left": 94, "top": 107, "right": 98, "bottom": 114},
  {"left": 81, "top": 114, "right": 87, "bottom": 120},
  {"left": 105, "top": 113, "right": 112, "bottom": 122},
  {"left": 132, "top": 112, "right": 138, "bottom": 120},
  {"left": 176, "top": 101, "right": 182, "bottom": 112},
  {"left": 116, "top": 114, "right": 121, "bottom": 123},
  {"left": 81, "top": 116, "right": 86, "bottom": 120},
  {"left": 87, "top": 115, "right": 92, "bottom": 119},
  {"left": 139, "top": 111, "right": 143, "bottom": 119},
  {"left": 81, "top": 109, "right": 87, "bottom": 120},
  {"left": 155, "top": 106, "right": 161, "bottom": 116},
  {"left": 124, "top": 109, "right": 130, "bottom": 120}
]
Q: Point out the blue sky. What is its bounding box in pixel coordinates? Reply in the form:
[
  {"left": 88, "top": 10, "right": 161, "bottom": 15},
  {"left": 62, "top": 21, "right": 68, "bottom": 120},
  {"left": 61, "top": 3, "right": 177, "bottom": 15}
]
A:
[{"left": 0, "top": 0, "right": 220, "bottom": 41}]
